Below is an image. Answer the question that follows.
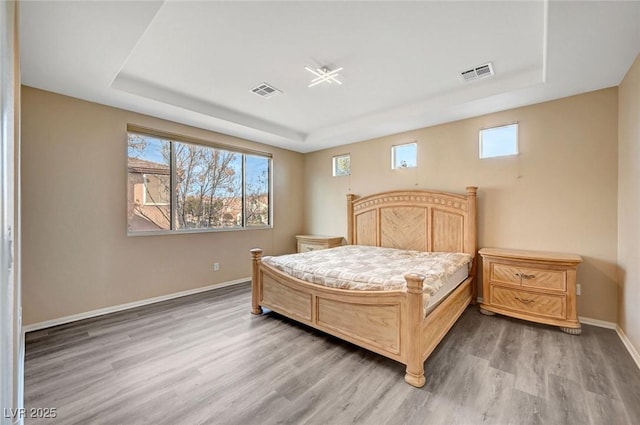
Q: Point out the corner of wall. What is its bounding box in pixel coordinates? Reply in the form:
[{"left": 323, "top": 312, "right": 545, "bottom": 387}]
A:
[{"left": 617, "top": 53, "right": 640, "bottom": 355}]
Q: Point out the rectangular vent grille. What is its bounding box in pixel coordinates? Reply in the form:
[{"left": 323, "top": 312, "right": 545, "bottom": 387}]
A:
[
  {"left": 251, "top": 83, "right": 281, "bottom": 98},
  {"left": 461, "top": 63, "right": 494, "bottom": 82}
]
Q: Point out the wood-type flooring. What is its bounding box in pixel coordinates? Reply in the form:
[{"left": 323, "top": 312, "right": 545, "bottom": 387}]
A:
[{"left": 23, "top": 282, "right": 640, "bottom": 425}]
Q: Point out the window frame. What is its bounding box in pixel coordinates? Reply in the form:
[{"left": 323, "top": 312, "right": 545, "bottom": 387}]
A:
[
  {"left": 127, "top": 125, "right": 272, "bottom": 236},
  {"left": 391, "top": 142, "right": 418, "bottom": 169},
  {"left": 479, "top": 123, "right": 519, "bottom": 159}
]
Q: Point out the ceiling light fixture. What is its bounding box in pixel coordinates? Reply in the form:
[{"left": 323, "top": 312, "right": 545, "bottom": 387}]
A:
[{"left": 305, "top": 66, "right": 343, "bottom": 87}]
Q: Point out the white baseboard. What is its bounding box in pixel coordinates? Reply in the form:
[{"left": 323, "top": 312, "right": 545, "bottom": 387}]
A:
[
  {"left": 616, "top": 325, "right": 640, "bottom": 371},
  {"left": 22, "top": 277, "right": 250, "bottom": 333},
  {"left": 579, "top": 316, "right": 617, "bottom": 329}
]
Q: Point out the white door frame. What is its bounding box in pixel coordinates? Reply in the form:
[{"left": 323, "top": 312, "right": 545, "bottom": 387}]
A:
[{"left": 1, "top": 2, "right": 22, "bottom": 425}]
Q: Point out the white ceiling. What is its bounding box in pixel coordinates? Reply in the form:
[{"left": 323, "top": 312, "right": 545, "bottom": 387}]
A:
[{"left": 20, "top": 1, "right": 640, "bottom": 153}]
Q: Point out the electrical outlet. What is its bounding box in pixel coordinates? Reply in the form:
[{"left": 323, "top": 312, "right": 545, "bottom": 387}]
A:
[
  {"left": 213, "top": 262, "right": 220, "bottom": 271},
  {"left": 576, "top": 284, "right": 581, "bottom": 296}
]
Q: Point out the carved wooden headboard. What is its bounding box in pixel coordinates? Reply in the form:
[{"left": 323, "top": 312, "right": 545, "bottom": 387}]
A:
[{"left": 346, "top": 187, "right": 477, "bottom": 257}]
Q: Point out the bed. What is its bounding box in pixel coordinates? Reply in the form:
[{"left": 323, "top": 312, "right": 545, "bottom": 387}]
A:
[{"left": 250, "top": 187, "right": 478, "bottom": 387}]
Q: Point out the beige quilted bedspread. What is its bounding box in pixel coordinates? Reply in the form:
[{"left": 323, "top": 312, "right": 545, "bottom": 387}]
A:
[{"left": 262, "top": 245, "right": 471, "bottom": 296}]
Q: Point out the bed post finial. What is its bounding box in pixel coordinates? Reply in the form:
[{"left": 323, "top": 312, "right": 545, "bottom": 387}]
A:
[
  {"left": 404, "top": 273, "right": 427, "bottom": 388},
  {"left": 347, "top": 194, "right": 357, "bottom": 245},
  {"left": 250, "top": 248, "right": 263, "bottom": 315},
  {"left": 465, "top": 186, "right": 478, "bottom": 303}
]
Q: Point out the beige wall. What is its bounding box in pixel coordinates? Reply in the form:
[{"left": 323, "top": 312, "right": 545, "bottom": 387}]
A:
[
  {"left": 21, "top": 84, "right": 624, "bottom": 326},
  {"left": 21, "top": 87, "right": 304, "bottom": 325},
  {"left": 618, "top": 54, "right": 640, "bottom": 351},
  {"left": 304, "top": 88, "right": 619, "bottom": 322}
]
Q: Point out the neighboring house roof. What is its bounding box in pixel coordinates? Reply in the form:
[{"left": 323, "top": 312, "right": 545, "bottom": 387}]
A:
[{"left": 128, "top": 158, "right": 170, "bottom": 175}]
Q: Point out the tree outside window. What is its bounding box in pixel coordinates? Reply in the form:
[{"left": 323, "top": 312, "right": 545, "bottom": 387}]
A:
[{"left": 127, "top": 132, "right": 271, "bottom": 234}]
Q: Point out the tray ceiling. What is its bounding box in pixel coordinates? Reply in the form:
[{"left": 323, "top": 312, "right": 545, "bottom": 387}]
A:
[{"left": 20, "top": 1, "right": 640, "bottom": 153}]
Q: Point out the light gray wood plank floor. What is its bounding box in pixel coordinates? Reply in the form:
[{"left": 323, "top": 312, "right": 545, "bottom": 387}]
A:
[{"left": 24, "top": 282, "right": 640, "bottom": 425}]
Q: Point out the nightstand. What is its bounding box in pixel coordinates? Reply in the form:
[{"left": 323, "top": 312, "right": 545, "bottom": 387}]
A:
[
  {"left": 296, "top": 235, "right": 344, "bottom": 253},
  {"left": 478, "top": 248, "right": 583, "bottom": 334}
]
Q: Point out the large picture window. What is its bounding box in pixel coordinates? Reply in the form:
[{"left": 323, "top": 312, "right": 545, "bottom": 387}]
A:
[{"left": 127, "top": 127, "right": 271, "bottom": 234}]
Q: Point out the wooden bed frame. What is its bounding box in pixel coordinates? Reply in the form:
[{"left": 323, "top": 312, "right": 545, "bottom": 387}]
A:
[{"left": 250, "top": 187, "right": 478, "bottom": 387}]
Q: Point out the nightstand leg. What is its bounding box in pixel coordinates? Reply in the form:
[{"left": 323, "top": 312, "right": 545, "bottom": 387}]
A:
[
  {"left": 479, "top": 307, "right": 496, "bottom": 316},
  {"left": 560, "top": 326, "right": 582, "bottom": 335}
]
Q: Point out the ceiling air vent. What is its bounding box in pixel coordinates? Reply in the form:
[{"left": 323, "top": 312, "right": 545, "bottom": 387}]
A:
[
  {"left": 461, "top": 63, "right": 494, "bottom": 82},
  {"left": 251, "top": 83, "right": 281, "bottom": 98}
]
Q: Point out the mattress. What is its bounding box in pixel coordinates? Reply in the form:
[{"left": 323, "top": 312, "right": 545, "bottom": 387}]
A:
[
  {"left": 262, "top": 245, "right": 471, "bottom": 315},
  {"left": 424, "top": 263, "right": 469, "bottom": 315}
]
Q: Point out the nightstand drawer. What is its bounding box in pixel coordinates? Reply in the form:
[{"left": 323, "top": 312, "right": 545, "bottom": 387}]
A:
[
  {"left": 298, "top": 242, "right": 320, "bottom": 252},
  {"left": 491, "top": 286, "right": 566, "bottom": 319},
  {"left": 491, "top": 264, "right": 566, "bottom": 291}
]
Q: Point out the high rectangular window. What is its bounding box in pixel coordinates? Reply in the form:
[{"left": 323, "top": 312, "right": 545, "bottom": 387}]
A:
[
  {"left": 332, "top": 154, "right": 351, "bottom": 176},
  {"left": 392, "top": 142, "right": 417, "bottom": 169},
  {"left": 479, "top": 123, "right": 518, "bottom": 158},
  {"left": 127, "top": 129, "right": 271, "bottom": 234}
]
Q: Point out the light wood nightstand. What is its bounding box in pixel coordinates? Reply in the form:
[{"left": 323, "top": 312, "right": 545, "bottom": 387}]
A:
[
  {"left": 296, "top": 235, "right": 344, "bottom": 253},
  {"left": 478, "top": 248, "right": 583, "bottom": 335}
]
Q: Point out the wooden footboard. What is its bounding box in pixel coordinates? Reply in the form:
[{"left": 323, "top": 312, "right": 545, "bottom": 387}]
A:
[
  {"left": 251, "top": 249, "right": 412, "bottom": 362},
  {"left": 250, "top": 248, "right": 474, "bottom": 387}
]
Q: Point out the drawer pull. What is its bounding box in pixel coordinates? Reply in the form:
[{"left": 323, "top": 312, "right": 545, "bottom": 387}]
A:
[
  {"left": 515, "top": 273, "right": 536, "bottom": 280},
  {"left": 515, "top": 296, "right": 535, "bottom": 304}
]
